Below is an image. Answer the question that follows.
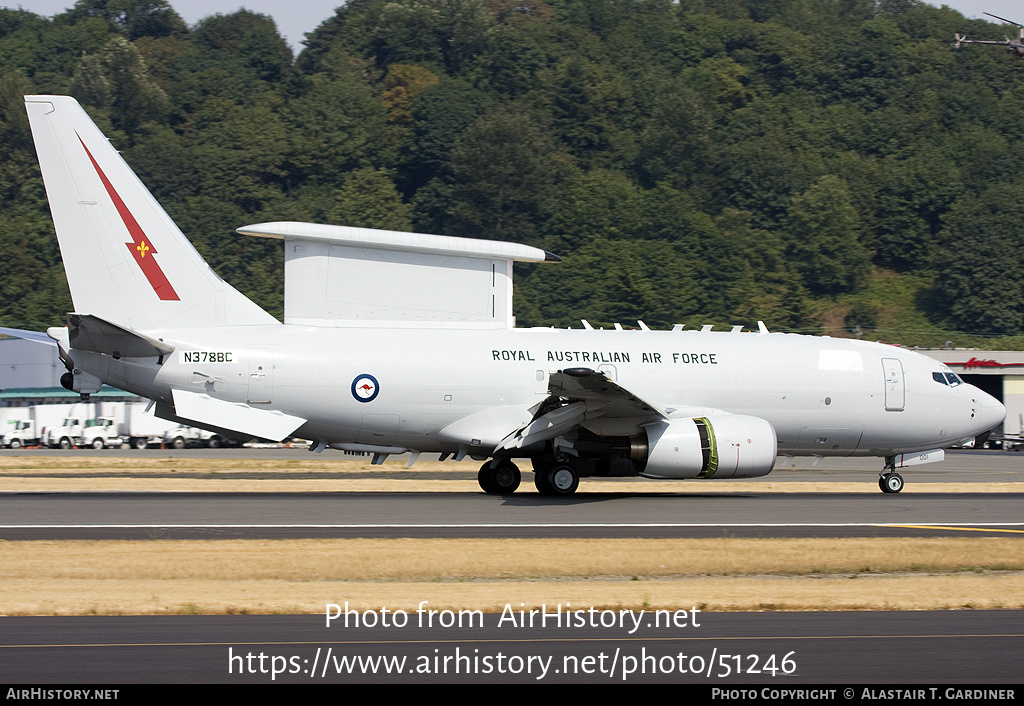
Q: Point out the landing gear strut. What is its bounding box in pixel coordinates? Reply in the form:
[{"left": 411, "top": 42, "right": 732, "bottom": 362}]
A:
[
  {"left": 879, "top": 456, "right": 904, "bottom": 493},
  {"left": 478, "top": 459, "right": 521, "bottom": 495}
]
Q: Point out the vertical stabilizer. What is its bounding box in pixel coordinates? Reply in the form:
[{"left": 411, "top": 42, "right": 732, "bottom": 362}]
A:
[{"left": 24, "top": 95, "right": 277, "bottom": 330}]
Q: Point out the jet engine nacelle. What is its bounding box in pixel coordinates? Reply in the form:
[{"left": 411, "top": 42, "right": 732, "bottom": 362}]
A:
[
  {"left": 61, "top": 368, "right": 102, "bottom": 395},
  {"left": 641, "top": 414, "right": 777, "bottom": 479}
]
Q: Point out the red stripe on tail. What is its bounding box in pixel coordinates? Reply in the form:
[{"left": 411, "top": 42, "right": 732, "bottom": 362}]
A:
[{"left": 77, "top": 134, "right": 180, "bottom": 301}]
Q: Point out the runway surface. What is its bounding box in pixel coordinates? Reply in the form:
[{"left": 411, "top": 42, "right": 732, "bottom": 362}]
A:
[
  {"left": 1, "top": 449, "right": 1022, "bottom": 538},
  {"left": 3, "top": 449, "right": 1022, "bottom": 684},
  {"left": 2, "top": 489, "right": 1023, "bottom": 539},
  {"left": 2, "top": 611, "right": 1021, "bottom": 684}
]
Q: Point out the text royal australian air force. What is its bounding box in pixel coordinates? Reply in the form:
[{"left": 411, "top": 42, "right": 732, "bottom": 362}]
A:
[{"left": 491, "top": 349, "right": 718, "bottom": 365}]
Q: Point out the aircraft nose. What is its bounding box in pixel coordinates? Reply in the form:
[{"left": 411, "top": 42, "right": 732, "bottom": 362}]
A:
[{"left": 976, "top": 389, "right": 1006, "bottom": 432}]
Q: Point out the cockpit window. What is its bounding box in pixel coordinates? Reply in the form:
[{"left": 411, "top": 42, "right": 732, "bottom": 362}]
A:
[
  {"left": 945, "top": 373, "right": 963, "bottom": 387},
  {"left": 933, "top": 372, "right": 948, "bottom": 385}
]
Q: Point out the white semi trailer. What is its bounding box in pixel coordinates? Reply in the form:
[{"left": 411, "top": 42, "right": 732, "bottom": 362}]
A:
[{"left": 117, "top": 402, "right": 181, "bottom": 448}]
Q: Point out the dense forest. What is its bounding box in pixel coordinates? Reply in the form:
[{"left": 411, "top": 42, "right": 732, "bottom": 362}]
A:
[{"left": 2, "top": 0, "right": 1024, "bottom": 347}]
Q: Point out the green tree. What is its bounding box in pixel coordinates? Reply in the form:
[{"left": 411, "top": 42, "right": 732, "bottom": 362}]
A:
[
  {"left": 930, "top": 185, "right": 1024, "bottom": 335},
  {"left": 638, "top": 78, "right": 713, "bottom": 191},
  {"left": 59, "top": 0, "right": 186, "bottom": 40},
  {"left": 785, "top": 175, "right": 871, "bottom": 295},
  {"left": 548, "top": 169, "right": 644, "bottom": 251},
  {"left": 516, "top": 237, "right": 699, "bottom": 329},
  {"left": 400, "top": 79, "right": 491, "bottom": 193},
  {"left": 185, "top": 97, "right": 288, "bottom": 212},
  {"left": 329, "top": 168, "right": 414, "bottom": 231},
  {"left": 365, "top": 0, "right": 494, "bottom": 74},
  {"left": 71, "top": 35, "right": 169, "bottom": 134},
  {"left": 286, "top": 62, "right": 396, "bottom": 186},
  {"left": 548, "top": 56, "right": 631, "bottom": 167},
  {"left": 445, "top": 103, "right": 569, "bottom": 241}
]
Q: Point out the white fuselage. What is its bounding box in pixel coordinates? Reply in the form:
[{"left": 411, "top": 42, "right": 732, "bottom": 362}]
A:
[{"left": 72, "top": 325, "right": 1004, "bottom": 458}]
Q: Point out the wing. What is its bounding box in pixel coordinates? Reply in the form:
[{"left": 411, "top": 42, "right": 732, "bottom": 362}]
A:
[{"left": 497, "top": 367, "right": 666, "bottom": 451}]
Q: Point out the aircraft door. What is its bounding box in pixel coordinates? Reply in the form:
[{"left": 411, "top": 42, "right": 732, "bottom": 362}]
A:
[
  {"left": 247, "top": 348, "right": 274, "bottom": 404},
  {"left": 882, "top": 358, "right": 905, "bottom": 412}
]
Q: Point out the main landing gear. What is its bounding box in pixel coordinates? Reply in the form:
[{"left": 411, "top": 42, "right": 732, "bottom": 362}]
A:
[
  {"left": 533, "top": 460, "right": 580, "bottom": 496},
  {"left": 477, "top": 458, "right": 582, "bottom": 496},
  {"left": 879, "top": 457, "right": 904, "bottom": 493},
  {"left": 478, "top": 459, "right": 521, "bottom": 495}
]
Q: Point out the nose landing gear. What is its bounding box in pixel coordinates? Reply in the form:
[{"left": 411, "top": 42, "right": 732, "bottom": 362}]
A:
[
  {"left": 879, "top": 456, "right": 904, "bottom": 493},
  {"left": 879, "top": 472, "right": 904, "bottom": 494}
]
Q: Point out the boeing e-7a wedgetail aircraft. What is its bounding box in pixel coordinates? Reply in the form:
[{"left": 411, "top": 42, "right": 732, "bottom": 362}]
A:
[{"left": 14, "top": 95, "right": 1005, "bottom": 495}]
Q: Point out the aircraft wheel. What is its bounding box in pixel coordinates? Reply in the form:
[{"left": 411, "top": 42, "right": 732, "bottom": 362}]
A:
[
  {"left": 534, "top": 469, "right": 553, "bottom": 495},
  {"left": 478, "top": 460, "right": 521, "bottom": 495},
  {"left": 879, "top": 473, "right": 904, "bottom": 494},
  {"left": 546, "top": 463, "right": 580, "bottom": 496}
]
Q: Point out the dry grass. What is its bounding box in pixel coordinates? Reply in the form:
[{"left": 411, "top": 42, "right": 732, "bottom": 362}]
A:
[
  {"left": 3, "top": 455, "right": 1023, "bottom": 615},
  {"left": 1, "top": 538, "right": 1022, "bottom": 615},
  {"left": 4, "top": 537, "right": 1023, "bottom": 581}
]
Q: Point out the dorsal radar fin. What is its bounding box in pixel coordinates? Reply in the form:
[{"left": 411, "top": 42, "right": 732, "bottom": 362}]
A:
[{"left": 237, "top": 221, "right": 559, "bottom": 329}]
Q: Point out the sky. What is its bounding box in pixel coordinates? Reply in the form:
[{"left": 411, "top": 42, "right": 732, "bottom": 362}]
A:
[{"left": 5, "top": 1, "right": 1024, "bottom": 56}]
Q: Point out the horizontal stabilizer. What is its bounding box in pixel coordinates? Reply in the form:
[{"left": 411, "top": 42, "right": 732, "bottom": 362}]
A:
[
  {"left": 0, "top": 327, "right": 57, "bottom": 346},
  {"left": 67, "top": 313, "right": 174, "bottom": 358},
  {"left": 171, "top": 389, "right": 306, "bottom": 442}
]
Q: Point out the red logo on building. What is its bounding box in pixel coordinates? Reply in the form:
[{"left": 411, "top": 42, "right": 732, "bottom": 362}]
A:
[{"left": 949, "top": 357, "right": 1024, "bottom": 369}]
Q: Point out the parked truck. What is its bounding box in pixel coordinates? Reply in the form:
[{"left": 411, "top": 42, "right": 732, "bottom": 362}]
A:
[
  {"left": 3, "top": 403, "right": 79, "bottom": 449},
  {"left": 46, "top": 413, "right": 123, "bottom": 449},
  {"left": 3, "top": 400, "right": 242, "bottom": 450},
  {"left": 39, "top": 400, "right": 125, "bottom": 449},
  {"left": 163, "top": 424, "right": 235, "bottom": 449},
  {"left": 1, "top": 419, "right": 35, "bottom": 448},
  {"left": 101, "top": 401, "right": 180, "bottom": 449},
  {"left": 0, "top": 406, "right": 32, "bottom": 448}
]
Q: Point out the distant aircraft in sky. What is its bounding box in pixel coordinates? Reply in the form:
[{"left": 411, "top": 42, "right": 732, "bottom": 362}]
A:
[
  {"left": 953, "top": 12, "right": 1024, "bottom": 56},
  {"left": 9, "top": 95, "right": 1005, "bottom": 495}
]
